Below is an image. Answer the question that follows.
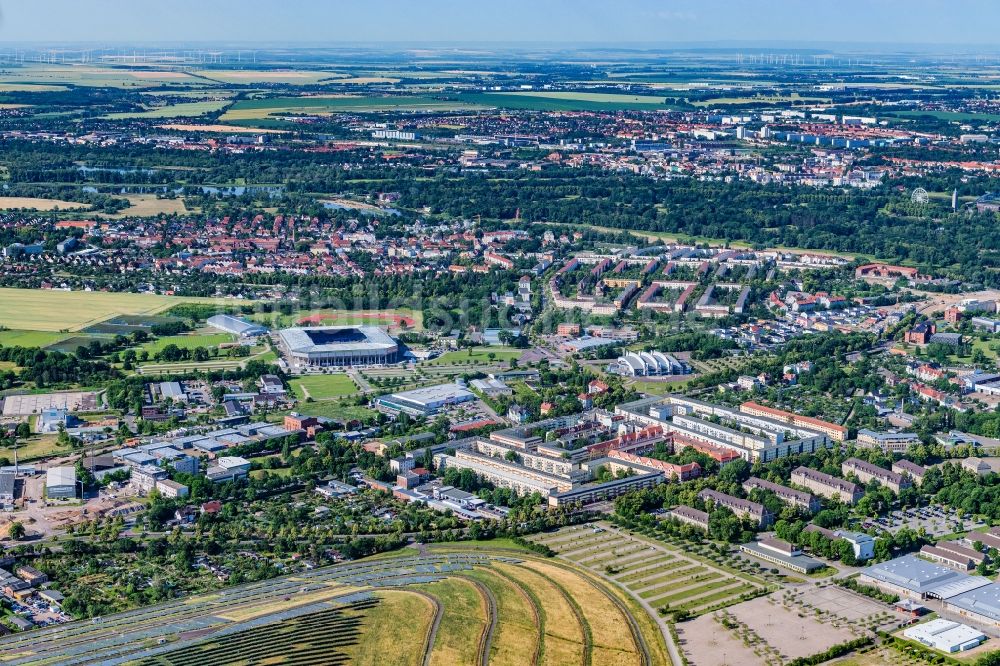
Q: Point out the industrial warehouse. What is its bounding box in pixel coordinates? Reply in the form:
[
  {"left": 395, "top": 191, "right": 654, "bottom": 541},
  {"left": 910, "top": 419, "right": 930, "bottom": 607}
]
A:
[{"left": 277, "top": 325, "right": 398, "bottom": 369}]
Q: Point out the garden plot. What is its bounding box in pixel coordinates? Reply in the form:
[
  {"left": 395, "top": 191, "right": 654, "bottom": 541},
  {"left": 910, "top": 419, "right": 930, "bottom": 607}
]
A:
[{"left": 529, "top": 523, "right": 766, "bottom": 618}]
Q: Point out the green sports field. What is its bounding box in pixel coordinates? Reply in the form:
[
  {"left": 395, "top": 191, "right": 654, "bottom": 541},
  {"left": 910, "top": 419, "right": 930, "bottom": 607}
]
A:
[
  {"left": 424, "top": 346, "right": 522, "bottom": 366},
  {"left": 290, "top": 374, "right": 359, "bottom": 400},
  {"left": 139, "top": 333, "right": 235, "bottom": 355}
]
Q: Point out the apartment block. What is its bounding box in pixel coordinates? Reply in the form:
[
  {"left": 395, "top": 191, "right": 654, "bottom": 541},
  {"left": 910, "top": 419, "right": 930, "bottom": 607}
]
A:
[
  {"left": 790, "top": 466, "right": 863, "bottom": 504},
  {"left": 742, "top": 476, "right": 821, "bottom": 512},
  {"left": 842, "top": 458, "right": 912, "bottom": 494},
  {"left": 698, "top": 488, "right": 773, "bottom": 527}
]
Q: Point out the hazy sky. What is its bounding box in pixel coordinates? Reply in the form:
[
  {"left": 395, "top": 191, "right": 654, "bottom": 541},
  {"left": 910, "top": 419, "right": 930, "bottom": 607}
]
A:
[{"left": 1, "top": 0, "right": 997, "bottom": 46}]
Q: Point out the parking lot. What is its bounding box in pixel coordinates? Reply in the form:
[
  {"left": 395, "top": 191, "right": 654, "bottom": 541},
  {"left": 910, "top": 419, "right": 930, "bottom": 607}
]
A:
[
  {"left": 867, "top": 504, "right": 986, "bottom": 538},
  {"left": 1, "top": 391, "right": 99, "bottom": 416},
  {"left": 4, "top": 594, "right": 72, "bottom": 631}
]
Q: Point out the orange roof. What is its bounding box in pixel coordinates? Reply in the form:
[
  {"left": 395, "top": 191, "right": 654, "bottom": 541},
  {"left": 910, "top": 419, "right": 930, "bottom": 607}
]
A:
[{"left": 741, "top": 401, "right": 846, "bottom": 434}]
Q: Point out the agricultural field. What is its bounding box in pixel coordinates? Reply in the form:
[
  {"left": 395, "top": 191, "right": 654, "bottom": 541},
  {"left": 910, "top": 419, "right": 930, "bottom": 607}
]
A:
[
  {"left": 218, "top": 95, "right": 484, "bottom": 124},
  {"left": 105, "top": 193, "right": 191, "bottom": 218},
  {"left": 887, "top": 109, "right": 1000, "bottom": 123},
  {"left": 0, "top": 330, "right": 69, "bottom": 348},
  {"left": 156, "top": 122, "right": 288, "bottom": 134},
  {"left": 0, "top": 288, "right": 221, "bottom": 332},
  {"left": 459, "top": 91, "right": 676, "bottom": 111},
  {"left": 0, "top": 64, "right": 206, "bottom": 89},
  {"left": 104, "top": 99, "right": 230, "bottom": 119},
  {"left": 0, "top": 547, "right": 666, "bottom": 666},
  {"left": 528, "top": 523, "right": 768, "bottom": 619},
  {"left": 691, "top": 93, "right": 831, "bottom": 107},
  {"left": 194, "top": 69, "right": 347, "bottom": 85},
  {"left": 0, "top": 83, "right": 69, "bottom": 92},
  {"left": 0, "top": 196, "right": 91, "bottom": 211},
  {"left": 289, "top": 374, "right": 359, "bottom": 400}
]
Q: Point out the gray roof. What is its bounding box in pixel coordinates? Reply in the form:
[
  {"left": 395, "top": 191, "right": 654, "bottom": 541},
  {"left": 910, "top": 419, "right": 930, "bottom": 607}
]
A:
[
  {"left": 159, "top": 382, "right": 185, "bottom": 399},
  {"left": 946, "top": 583, "right": 1000, "bottom": 622},
  {"left": 743, "top": 476, "right": 815, "bottom": 505},
  {"left": 386, "top": 383, "right": 475, "bottom": 407},
  {"left": 843, "top": 458, "right": 907, "bottom": 484},
  {"left": 740, "top": 541, "right": 825, "bottom": 572},
  {"left": 698, "top": 488, "right": 767, "bottom": 518},
  {"left": 861, "top": 554, "right": 990, "bottom": 598},
  {"left": 0, "top": 472, "right": 13, "bottom": 497},
  {"left": 45, "top": 466, "right": 76, "bottom": 488},
  {"left": 670, "top": 505, "right": 709, "bottom": 523},
  {"left": 206, "top": 314, "right": 267, "bottom": 336},
  {"left": 278, "top": 325, "right": 396, "bottom": 354},
  {"left": 893, "top": 459, "right": 927, "bottom": 476}
]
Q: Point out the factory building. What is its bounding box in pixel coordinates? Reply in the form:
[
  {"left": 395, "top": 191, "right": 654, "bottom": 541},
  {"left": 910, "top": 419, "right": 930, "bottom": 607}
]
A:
[{"left": 45, "top": 466, "right": 77, "bottom": 499}]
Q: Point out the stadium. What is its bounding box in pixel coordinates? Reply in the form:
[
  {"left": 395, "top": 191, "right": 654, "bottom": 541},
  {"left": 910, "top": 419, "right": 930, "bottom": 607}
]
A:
[{"left": 277, "top": 325, "right": 398, "bottom": 368}]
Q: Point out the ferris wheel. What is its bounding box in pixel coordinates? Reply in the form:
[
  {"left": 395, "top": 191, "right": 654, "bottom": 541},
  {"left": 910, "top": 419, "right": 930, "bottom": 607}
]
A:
[{"left": 911, "top": 187, "right": 929, "bottom": 204}]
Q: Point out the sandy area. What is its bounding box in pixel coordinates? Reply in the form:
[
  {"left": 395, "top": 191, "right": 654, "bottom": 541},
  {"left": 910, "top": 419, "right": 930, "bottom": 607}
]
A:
[{"left": 678, "top": 592, "right": 860, "bottom": 665}]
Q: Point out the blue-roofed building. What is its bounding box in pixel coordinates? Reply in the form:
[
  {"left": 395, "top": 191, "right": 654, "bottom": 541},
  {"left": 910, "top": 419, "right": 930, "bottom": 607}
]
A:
[
  {"left": 37, "top": 408, "right": 79, "bottom": 433},
  {"left": 191, "top": 438, "right": 227, "bottom": 453}
]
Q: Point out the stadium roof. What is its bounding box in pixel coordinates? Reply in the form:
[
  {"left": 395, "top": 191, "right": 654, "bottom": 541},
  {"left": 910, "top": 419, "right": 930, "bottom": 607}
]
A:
[
  {"left": 278, "top": 325, "right": 396, "bottom": 354},
  {"left": 862, "top": 554, "right": 991, "bottom": 599}
]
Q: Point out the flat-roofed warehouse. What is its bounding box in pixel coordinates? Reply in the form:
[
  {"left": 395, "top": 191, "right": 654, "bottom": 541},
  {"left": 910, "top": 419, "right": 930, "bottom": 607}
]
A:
[
  {"left": 0, "top": 471, "right": 14, "bottom": 504},
  {"left": 376, "top": 382, "right": 475, "bottom": 417},
  {"left": 859, "top": 554, "right": 991, "bottom": 601},
  {"left": 903, "top": 618, "right": 985, "bottom": 653},
  {"left": 45, "top": 466, "right": 77, "bottom": 499},
  {"left": 206, "top": 314, "right": 268, "bottom": 338},
  {"left": 945, "top": 582, "right": 1000, "bottom": 629},
  {"left": 278, "top": 326, "right": 398, "bottom": 368}
]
